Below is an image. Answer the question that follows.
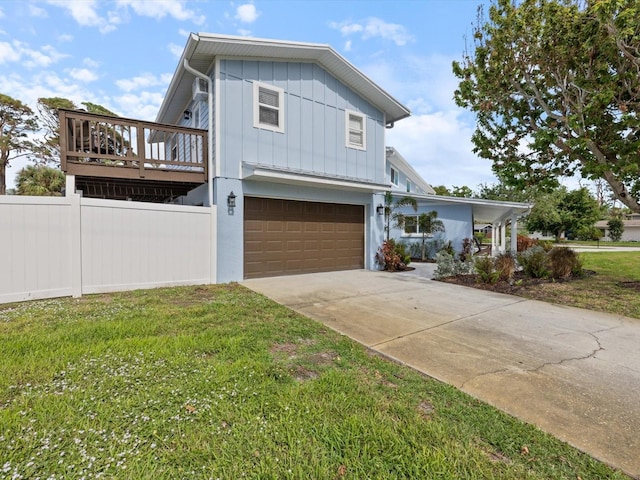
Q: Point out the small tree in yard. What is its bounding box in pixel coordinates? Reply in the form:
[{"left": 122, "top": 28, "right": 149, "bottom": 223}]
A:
[
  {"left": 382, "top": 191, "right": 417, "bottom": 241},
  {"left": 417, "top": 210, "right": 445, "bottom": 261},
  {"left": 607, "top": 217, "right": 624, "bottom": 242}
]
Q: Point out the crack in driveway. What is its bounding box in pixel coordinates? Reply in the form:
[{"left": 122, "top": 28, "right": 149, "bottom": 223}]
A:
[{"left": 459, "top": 331, "right": 605, "bottom": 389}]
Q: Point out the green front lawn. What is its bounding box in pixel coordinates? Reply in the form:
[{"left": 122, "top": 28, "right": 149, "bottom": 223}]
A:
[
  {"left": 0, "top": 285, "right": 626, "bottom": 479},
  {"left": 515, "top": 252, "right": 640, "bottom": 319}
]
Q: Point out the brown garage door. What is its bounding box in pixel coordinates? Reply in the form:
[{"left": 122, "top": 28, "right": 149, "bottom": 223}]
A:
[{"left": 244, "top": 197, "right": 364, "bottom": 279}]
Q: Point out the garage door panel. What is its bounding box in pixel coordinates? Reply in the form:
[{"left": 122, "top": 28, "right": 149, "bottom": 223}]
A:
[{"left": 244, "top": 197, "right": 364, "bottom": 279}]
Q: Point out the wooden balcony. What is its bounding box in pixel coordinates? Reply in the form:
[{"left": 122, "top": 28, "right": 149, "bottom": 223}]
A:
[{"left": 59, "top": 109, "right": 207, "bottom": 202}]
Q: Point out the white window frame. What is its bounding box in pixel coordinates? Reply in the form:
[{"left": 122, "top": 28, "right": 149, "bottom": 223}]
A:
[
  {"left": 406, "top": 179, "right": 411, "bottom": 193},
  {"left": 345, "top": 110, "right": 366, "bottom": 150},
  {"left": 390, "top": 167, "right": 399, "bottom": 186},
  {"left": 402, "top": 215, "right": 437, "bottom": 237},
  {"left": 253, "top": 81, "right": 285, "bottom": 133}
]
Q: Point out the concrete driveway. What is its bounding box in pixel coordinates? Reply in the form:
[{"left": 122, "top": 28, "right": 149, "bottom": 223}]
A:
[{"left": 244, "top": 268, "right": 640, "bottom": 478}]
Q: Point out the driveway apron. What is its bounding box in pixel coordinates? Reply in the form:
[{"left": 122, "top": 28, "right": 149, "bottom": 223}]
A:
[{"left": 243, "top": 269, "right": 640, "bottom": 477}]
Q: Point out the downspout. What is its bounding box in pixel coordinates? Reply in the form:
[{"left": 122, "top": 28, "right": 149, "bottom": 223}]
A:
[{"left": 183, "top": 57, "right": 214, "bottom": 207}]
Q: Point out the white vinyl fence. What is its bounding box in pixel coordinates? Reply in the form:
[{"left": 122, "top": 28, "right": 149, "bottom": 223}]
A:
[{"left": 1, "top": 192, "right": 216, "bottom": 304}]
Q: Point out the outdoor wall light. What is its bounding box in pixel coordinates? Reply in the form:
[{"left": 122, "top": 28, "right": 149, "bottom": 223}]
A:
[
  {"left": 376, "top": 204, "right": 384, "bottom": 216},
  {"left": 227, "top": 191, "right": 237, "bottom": 208},
  {"left": 183, "top": 110, "right": 192, "bottom": 120}
]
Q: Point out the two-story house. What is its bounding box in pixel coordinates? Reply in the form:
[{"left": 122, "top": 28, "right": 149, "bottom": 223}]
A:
[
  {"left": 149, "top": 33, "right": 412, "bottom": 282},
  {"left": 58, "top": 33, "right": 530, "bottom": 289}
]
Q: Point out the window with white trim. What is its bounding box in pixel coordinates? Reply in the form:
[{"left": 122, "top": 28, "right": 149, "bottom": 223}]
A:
[
  {"left": 253, "top": 82, "right": 285, "bottom": 133},
  {"left": 390, "top": 167, "right": 399, "bottom": 186},
  {"left": 345, "top": 110, "right": 366, "bottom": 150},
  {"left": 406, "top": 180, "right": 411, "bottom": 193},
  {"left": 404, "top": 215, "right": 418, "bottom": 234}
]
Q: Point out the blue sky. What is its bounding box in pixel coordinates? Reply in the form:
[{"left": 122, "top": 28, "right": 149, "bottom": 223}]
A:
[{"left": 0, "top": 0, "right": 493, "bottom": 191}]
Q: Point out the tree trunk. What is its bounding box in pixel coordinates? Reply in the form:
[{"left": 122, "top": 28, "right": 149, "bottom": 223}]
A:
[{"left": 0, "top": 166, "right": 5, "bottom": 195}]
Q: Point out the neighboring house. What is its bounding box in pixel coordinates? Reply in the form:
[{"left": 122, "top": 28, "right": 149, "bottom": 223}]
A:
[
  {"left": 59, "top": 33, "right": 530, "bottom": 287},
  {"left": 596, "top": 214, "right": 640, "bottom": 241}
]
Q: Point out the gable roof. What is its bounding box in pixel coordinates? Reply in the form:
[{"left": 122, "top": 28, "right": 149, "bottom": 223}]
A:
[
  {"left": 156, "top": 33, "right": 411, "bottom": 125},
  {"left": 386, "top": 146, "right": 435, "bottom": 194}
]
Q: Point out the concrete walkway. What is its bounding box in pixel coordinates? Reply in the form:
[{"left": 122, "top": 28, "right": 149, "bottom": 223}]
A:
[{"left": 244, "top": 268, "right": 640, "bottom": 478}]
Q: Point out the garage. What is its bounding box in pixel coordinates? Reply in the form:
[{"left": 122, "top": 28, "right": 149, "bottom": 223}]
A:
[{"left": 244, "top": 197, "right": 365, "bottom": 279}]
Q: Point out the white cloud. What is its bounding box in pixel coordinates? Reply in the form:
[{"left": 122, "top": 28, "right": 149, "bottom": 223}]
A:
[
  {"left": 0, "top": 41, "right": 20, "bottom": 63},
  {"left": 45, "top": 0, "right": 102, "bottom": 27},
  {"left": 58, "top": 34, "right": 74, "bottom": 42},
  {"left": 168, "top": 42, "right": 184, "bottom": 58},
  {"left": 387, "top": 112, "right": 496, "bottom": 189},
  {"left": 0, "top": 41, "right": 68, "bottom": 68},
  {"left": 237, "top": 28, "right": 252, "bottom": 36},
  {"left": 112, "top": 91, "right": 165, "bottom": 121},
  {"left": 116, "top": 73, "right": 166, "bottom": 92},
  {"left": 67, "top": 68, "right": 99, "bottom": 82},
  {"left": 28, "top": 4, "right": 48, "bottom": 18},
  {"left": 83, "top": 57, "right": 101, "bottom": 68},
  {"left": 235, "top": 3, "right": 259, "bottom": 23},
  {"left": 344, "top": 40, "right": 352, "bottom": 52},
  {"left": 115, "top": 0, "right": 205, "bottom": 24},
  {"left": 330, "top": 17, "right": 413, "bottom": 47}
]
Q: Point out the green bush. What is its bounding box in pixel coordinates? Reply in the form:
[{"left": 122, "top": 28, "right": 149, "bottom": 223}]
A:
[
  {"left": 548, "top": 247, "right": 582, "bottom": 279},
  {"left": 376, "top": 239, "right": 411, "bottom": 271},
  {"left": 517, "top": 245, "right": 549, "bottom": 279},
  {"left": 434, "top": 251, "right": 474, "bottom": 278},
  {"left": 434, "top": 251, "right": 456, "bottom": 278},
  {"left": 494, "top": 252, "right": 517, "bottom": 282},
  {"left": 474, "top": 256, "right": 499, "bottom": 284}
]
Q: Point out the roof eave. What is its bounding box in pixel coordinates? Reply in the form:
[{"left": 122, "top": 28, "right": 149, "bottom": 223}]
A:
[{"left": 156, "top": 33, "right": 410, "bottom": 125}]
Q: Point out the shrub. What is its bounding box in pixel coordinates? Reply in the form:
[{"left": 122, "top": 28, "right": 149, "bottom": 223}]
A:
[
  {"left": 517, "top": 245, "right": 549, "bottom": 279},
  {"left": 408, "top": 242, "right": 422, "bottom": 260},
  {"left": 434, "top": 251, "right": 457, "bottom": 279},
  {"left": 434, "top": 251, "right": 475, "bottom": 278},
  {"left": 376, "top": 239, "right": 411, "bottom": 272},
  {"left": 494, "top": 252, "right": 517, "bottom": 282},
  {"left": 547, "top": 247, "right": 582, "bottom": 279},
  {"left": 474, "top": 256, "right": 499, "bottom": 284},
  {"left": 607, "top": 217, "right": 624, "bottom": 242},
  {"left": 517, "top": 234, "right": 537, "bottom": 252},
  {"left": 460, "top": 238, "right": 474, "bottom": 262}
]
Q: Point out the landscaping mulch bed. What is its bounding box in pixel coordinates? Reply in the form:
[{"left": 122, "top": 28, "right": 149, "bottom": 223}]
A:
[{"left": 437, "top": 270, "right": 596, "bottom": 295}]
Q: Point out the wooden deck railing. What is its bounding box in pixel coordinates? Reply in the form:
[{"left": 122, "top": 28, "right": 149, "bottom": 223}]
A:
[{"left": 59, "top": 109, "right": 207, "bottom": 184}]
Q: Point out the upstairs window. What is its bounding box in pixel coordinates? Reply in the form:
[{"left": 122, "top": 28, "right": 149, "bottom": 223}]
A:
[
  {"left": 406, "top": 180, "right": 411, "bottom": 193},
  {"left": 346, "top": 110, "right": 366, "bottom": 150},
  {"left": 390, "top": 167, "right": 399, "bottom": 186},
  {"left": 254, "top": 82, "right": 284, "bottom": 133}
]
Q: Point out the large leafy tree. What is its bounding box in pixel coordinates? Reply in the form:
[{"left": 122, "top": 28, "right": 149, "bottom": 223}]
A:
[
  {"left": 0, "top": 93, "right": 39, "bottom": 195},
  {"left": 525, "top": 187, "right": 602, "bottom": 240},
  {"left": 453, "top": 0, "right": 640, "bottom": 212},
  {"left": 16, "top": 164, "right": 65, "bottom": 196}
]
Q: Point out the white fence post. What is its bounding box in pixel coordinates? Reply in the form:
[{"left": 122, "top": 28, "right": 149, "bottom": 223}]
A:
[{"left": 66, "top": 175, "right": 83, "bottom": 298}]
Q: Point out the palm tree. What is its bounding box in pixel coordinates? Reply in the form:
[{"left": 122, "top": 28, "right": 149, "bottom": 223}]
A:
[
  {"left": 16, "top": 165, "right": 65, "bottom": 196},
  {"left": 418, "top": 210, "right": 444, "bottom": 261},
  {"left": 383, "top": 191, "right": 417, "bottom": 241}
]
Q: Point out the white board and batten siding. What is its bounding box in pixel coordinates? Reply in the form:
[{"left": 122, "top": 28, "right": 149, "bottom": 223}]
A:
[{"left": 1, "top": 194, "right": 215, "bottom": 304}]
